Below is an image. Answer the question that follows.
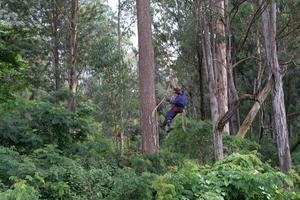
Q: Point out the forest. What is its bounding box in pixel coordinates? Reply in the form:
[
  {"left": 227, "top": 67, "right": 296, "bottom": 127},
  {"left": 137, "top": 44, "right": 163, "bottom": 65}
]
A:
[{"left": 0, "top": 0, "right": 300, "bottom": 199}]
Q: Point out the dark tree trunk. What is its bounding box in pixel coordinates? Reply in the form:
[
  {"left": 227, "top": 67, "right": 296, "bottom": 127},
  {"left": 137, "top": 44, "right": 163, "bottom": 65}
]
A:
[
  {"left": 197, "top": 51, "right": 206, "bottom": 120},
  {"left": 261, "top": 2, "right": 291, "bottom": 173},
  {"left": 68, "top": 0, "right": 78, "bottom": 112},
  {"left": 52, "top": 1, "right": 61, "bottom": 90},
  {"left": 136, "top": 0, "right": 159, "bottom": 153}
]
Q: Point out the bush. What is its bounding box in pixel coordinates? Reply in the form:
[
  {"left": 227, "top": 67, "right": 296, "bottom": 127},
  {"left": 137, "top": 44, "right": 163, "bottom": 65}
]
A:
[
  {"left": 163, "top": 119, "right": 214, "bottom": 164},
  {"left": 223, "top": 135, "right": 260, "bottom": 155},
  {"left": 163, "top": 119, "right": 260, "bottom": 164},
  {"left": 107, "top": 169, "right": 155, "bottom": 200},
  {"left": 0, "top": 180, "right": 39, "bottom": 200},
  {"left": 0, "top": 146, "right": 36, "bottom": 184},
  {"left": 129, "top": 150, "right": 185, "bottom": 175},
  {"left": 0, "top": 100, "right": 93, "bottom": 152},
  {"left": 152, "top": 153, "right": 300, "bottom": 200}
]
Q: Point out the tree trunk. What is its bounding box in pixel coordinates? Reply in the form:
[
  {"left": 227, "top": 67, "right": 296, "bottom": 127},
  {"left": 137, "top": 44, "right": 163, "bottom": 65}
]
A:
[
  {"left": 215, "top": 0, "right": 229, "bottom": 133},
  {"left": 237, "top": 79, "right": 272, "bottom": 138},
  {"left": 52, "top": 0, "right": 61, "bottom": 90},
  {"left": 261, "top": 2, "right": 291, "bottom": 173},
  {"left": 225, "top": 0, "right": 239, "bottom": 134},
  {"left": 136, "top": 0, "right": 159, "bottom": 153},
  {"left": 68, "top": 0, "right": 78, "bottom": 112},
  {"left": 254, "top": 29, "right": 264, "bottom": 94},
  {"left": 199, "top": 2, "right": 223, "bottom": 161},
  {"left": 118, "top": 0, "right": 125, "bottom": 155},
  {"left": 197, "top": 51, "right": 206, "bottom": 120}
]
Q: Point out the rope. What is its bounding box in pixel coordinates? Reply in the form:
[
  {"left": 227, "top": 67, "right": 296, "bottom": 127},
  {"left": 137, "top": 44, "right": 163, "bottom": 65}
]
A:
[
  {"left": 151, "top": 81, "right": 172, "bottom": 119},
  {"left": 181, "top": 111, "right": 187, "bottom": 132}
]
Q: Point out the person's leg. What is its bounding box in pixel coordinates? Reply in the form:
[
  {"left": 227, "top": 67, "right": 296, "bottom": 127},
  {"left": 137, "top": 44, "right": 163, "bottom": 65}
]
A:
[
  {"left": 163, "top": 110, "right": 178, "bottom": 132},
  {"left": 165, "top": 110, "right": 176, "bottom": 126}
]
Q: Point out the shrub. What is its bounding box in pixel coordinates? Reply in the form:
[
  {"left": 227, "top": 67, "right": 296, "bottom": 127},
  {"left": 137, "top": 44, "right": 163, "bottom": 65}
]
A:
[
  {"left": 107, "top": 169, "right": 155, "bottom": 200},
  {"left": 0, "top": 100, "right": 92, "bottom": 152},
  {"left": 129, "top": 150, "right": 185, "bottom": 175},
  {"left": 0, "top": 180, "right": 39, "bottom": 200},
  {"left": 163, "top": 119, "right": 214, "bottom": 164},
  {"left": 163, "top": 119, "right": 260, "bottom": 164},
  {"left": 152, "top": 153, "right": 300, "bottom": 200}
]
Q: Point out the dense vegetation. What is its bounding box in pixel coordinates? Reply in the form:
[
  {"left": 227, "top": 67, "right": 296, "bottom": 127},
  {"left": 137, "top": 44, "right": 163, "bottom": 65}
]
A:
[
  {"left": 0, "top": 99, "right": 299, "bottom": 199},
  {"left": 0, "top": 0, "right": 300, "bottom": 199}
]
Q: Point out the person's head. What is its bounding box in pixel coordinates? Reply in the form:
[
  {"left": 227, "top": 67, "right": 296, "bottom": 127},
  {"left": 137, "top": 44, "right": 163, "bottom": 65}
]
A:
[{"left": 174, "top": 87, "right": 182, "bottom": 95}]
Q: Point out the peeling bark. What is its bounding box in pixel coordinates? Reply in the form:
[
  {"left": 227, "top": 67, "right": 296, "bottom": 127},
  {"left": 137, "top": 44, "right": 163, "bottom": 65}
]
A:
[
  {"left": 215, "top": 0, "right": 229, "bottom": 133},
  {"left": 261, "top": 1, "right": 291, "bottom": 173},
  {"left": 199, "top": 1, "right": 223, "bottom": 161}
]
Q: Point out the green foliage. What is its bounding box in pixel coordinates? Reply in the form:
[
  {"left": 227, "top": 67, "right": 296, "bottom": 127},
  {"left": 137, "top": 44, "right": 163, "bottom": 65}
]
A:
[
  {"left": 163, "top": 119, "right": 260, "bottom": 164},
  {"left": 107, "top": 169, "right": 155, "bottom": 200},
  {"left": 163, "top": 119, "right": 214, "bottom": 163},
  {"left": 68, "top": 138, "right": 118, "bottom": 169},
  {"left": 292, "top": 151, "right": 300, "bottom": 174},
  {"left": 129, "top": 150, "right": 185, "bottom": 175},
  {"left": 259, "top": 136, "right": 278, "bottom": 166},
  {"left": 0, "top": 99, "right": 92, "bottom": 152},
  {"left": 29, "top": 145, "right": 116, "bottom": 199},
  {"left": 0, "top": 35, "right": 27, "bottom": 102},
  {"left": 152, "top": 153, "right": 300, "bottom": 200},
  {"left": 223, "top": 135, "right": 260, "bottom": 155},
  {"left": 0, "top": 143, "right": 119, "bottom": 199},
  {"left": 0, "top": 180, "right": 39, "bottom": 200},
  {"left": 0, "top": 146, "right": 36, "bottom": 183}
]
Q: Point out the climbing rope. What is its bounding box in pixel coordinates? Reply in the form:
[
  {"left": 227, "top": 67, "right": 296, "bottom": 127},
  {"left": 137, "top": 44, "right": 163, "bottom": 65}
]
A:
[
  {"left": 181, "top": 111, "right": 187, "bottom": 132},
  {"left": 151, "top": 79, "right": 176, "bottom": 119}
]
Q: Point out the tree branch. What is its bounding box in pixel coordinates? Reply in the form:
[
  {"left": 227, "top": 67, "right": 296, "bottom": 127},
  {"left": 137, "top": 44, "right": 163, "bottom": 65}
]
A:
[{"left": 217, "top": 94, "right": 255, "bottom": 132}]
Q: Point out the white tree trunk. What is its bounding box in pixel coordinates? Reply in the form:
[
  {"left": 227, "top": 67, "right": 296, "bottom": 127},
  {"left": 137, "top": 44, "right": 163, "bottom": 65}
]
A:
[
  {"left": 261, "top": 2, "right": 291, "bottom": 173},
  {"left": 199, "top": 1, "right": 223, "bottom": 161},
  {"left": 215, "top": 0, "right": 229, "bottom": 134}
]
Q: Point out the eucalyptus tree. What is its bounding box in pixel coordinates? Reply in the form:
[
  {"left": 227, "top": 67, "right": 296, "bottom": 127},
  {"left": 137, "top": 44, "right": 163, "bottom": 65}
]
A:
[
  {"left": 136, "top": 0, "right": 159, "bottom": 153},
  {"left": 261, "top": 0, "right": 292, "bottom": 173}
]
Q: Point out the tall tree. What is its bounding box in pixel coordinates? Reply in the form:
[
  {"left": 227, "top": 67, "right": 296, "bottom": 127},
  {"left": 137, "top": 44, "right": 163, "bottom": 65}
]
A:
[
  {"left": 215, "top": 0, "right": 229, "bottom": 133},
  {"left": 51, "top": 0, "right": 61, "bottom": 90},
  {"left": 136, "top": 0, "right": 159, "bottom": 153},
  {"left": 261, "top": 1, "right": 292, "bottom": 173},
  {"left": 198, "top": 0, "right": 223, "bottom": 161},
  {"left": 68, "top": 0, "right": 78, "bottom": 112}
]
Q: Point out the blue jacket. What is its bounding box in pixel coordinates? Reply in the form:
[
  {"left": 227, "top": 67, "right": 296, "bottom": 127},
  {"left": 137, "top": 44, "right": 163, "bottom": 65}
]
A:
[{"left": 169, "top": 93, "right": 187, "bottom": 108}]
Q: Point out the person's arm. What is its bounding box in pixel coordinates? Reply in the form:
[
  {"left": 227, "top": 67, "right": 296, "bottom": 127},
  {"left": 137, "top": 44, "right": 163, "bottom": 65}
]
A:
[{"left": 169, "top": 96, "right": 178, "bottom": 105}]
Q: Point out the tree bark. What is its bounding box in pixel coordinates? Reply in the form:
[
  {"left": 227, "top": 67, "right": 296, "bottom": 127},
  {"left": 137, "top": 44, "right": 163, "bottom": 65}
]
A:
[
  {"left": 261, "top": 2, "right": 291, "bottom": 173},
  {"left": 136, "top": 0, "right": 159, "bottom": 153},
  {"left": 237, "top": 79, "right": 272, "bottom": 138},
  {"left": 199, "top": 1, "right": 223, "bottom": 161},
  {"left": 197, "top": 51, "right": 206, "bottom": 120},
  {"left": 51, "top": 0, "right": 61, "bottom": 90},
  {"left": 225, "top": 0, "right": 239, "bottom": 134},
  {"left": 215, "top": 0, "right": 229, "bottom": 133},
  {"left": 68, "top": 0, "right": 78, "bottom": 112},
  {"left": 195, "top": 2, "right": 206, "bottom": 120},
  {"left": 118, "top": 0, "right": 125, "bottom": 155}
]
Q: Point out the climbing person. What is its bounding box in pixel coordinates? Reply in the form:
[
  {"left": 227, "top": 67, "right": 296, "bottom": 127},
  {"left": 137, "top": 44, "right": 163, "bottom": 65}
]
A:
[{"left": 161, "top": 87, "right": 187, "bottom": 132}]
